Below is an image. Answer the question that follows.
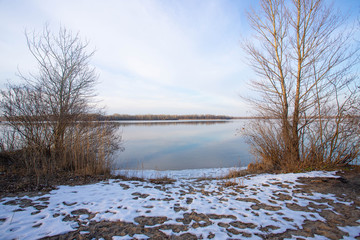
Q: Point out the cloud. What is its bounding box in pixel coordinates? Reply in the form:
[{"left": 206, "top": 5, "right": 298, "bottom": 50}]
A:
[{"left": 0, "top": 0, "right": 254, "bottom": 115}]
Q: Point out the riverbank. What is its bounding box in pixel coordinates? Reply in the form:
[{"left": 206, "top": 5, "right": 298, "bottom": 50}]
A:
[{"left": 0, "top": 168, "right": 359, "bottom": 239}]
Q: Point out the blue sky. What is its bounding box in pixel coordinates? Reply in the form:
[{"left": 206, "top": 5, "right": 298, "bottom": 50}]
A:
[{"left": 0, "top": 0, "right": 359, "bottom": 116}]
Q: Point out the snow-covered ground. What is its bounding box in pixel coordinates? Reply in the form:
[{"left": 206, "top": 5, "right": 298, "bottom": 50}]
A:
[
  {"left": 113, "top": 167, "right": 246, "bottom": 180},
  {"left": 0, "top": 169, "right": 359, "bottom": 239}
]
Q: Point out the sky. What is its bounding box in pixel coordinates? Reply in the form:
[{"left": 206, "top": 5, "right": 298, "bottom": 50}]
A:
[{"left": 0, "top": 0, "right": 359, "bottom": 116}]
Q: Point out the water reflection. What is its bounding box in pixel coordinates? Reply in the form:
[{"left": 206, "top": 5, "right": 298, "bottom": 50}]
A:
[
  {"left": 115, "top": 120, "right": 230, "bottom": 126},
  {"left": 113, "top": 120, "right": 253, "bottom": 170}
]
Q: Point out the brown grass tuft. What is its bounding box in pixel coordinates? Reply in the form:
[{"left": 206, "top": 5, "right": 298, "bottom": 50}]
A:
[{"left": 0, "top": 121, "right": 121, "bottom": 188}]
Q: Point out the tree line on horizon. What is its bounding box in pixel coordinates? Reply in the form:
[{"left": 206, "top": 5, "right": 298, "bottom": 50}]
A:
[
  {"left": 96, "top": 114, "right": 233, "bottom": 121},
  {"left": 1, "top": 113, "right": 358, "bottom": 122}
]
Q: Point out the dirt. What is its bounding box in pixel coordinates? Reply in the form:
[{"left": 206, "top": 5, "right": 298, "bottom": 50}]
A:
[
  {"left": 0, "top": 172, "right": 111, "bottom": 197},
  {"left": 0, "top": 171, "right": 151, "bottom": 198},
  {"left": 297, "top": 170, "right": 360, "bottom": 199},
  {"left": 2, "top": 169, "right": 360, "bottom": 239},
  {"left": 257, "top": 170, "right": 360, "bottom": 240}
]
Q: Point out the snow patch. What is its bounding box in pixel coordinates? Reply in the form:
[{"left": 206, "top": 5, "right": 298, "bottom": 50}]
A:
[{"left": 0, "top": 169, "right": 356, "bottom": 239}]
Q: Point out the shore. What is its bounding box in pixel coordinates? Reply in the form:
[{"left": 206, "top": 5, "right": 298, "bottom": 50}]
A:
[{"left": 0, "top": 168, "right": 359, "bottom": 239}]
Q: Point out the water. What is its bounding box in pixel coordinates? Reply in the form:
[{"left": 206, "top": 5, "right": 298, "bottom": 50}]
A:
[{"left": 113, "top": 120, "right": 253, "bottom": 170}]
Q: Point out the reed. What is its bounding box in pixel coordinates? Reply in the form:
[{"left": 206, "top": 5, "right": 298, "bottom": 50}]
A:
[
  {"left": 242, "top": 117, "right": 360, "bottom": 173},
  {"left": 0, "top": 120, "right": 121, "bottom": 187}
]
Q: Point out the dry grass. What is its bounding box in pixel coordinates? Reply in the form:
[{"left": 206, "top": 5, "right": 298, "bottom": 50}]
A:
[
  {"left": 222, "top": 178, "right": 245, "bottom": 188},
  {"left": 242, "top": 118, "right": 360, "bottom": 174},
  {"left": 220, "top": 168, "right": 247, "bottom": 188},
  {"left": 110, "top": 175, "right": 147, "bottom": 182},
  {"left": 108, "top": 175, "right": 176, "bottom": 185},
  {"left": 223, "top": 167, "right": 249, "bottom": 178},
  {"left": 0, "top": 121, "right": 121, "bottom": 187},
  {"left": 60, "top": 122, "right": 120, "bottom": 175}
]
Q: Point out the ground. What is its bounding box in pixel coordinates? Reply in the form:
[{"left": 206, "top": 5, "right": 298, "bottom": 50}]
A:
[{"left": 0, "top": 169, "right": 359, "bottom": 240}]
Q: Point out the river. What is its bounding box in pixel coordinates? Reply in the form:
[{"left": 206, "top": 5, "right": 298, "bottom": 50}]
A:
[{"left": 113, "top": 119, "right": 253, "bottom": 170}]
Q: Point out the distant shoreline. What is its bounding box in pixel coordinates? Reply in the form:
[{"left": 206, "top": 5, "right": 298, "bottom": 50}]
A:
[
  {"left": 93, "top": 114, "right": 271, "bottom": 121},
  {"left": 3, "top": 114, "right": 354, "bottom": 123}
]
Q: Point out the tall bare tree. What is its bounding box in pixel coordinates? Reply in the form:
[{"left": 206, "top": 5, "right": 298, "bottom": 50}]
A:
[
  {"left": 244, "top": 0, "right": 360, "bottom": 171},
  {"left": 0, "top": 26, "right": 120, "bottom": 180},
  {"left": 22, "top": 26, "right": 98, "bottom": 156}
]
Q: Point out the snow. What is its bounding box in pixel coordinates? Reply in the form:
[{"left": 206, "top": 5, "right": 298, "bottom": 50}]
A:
[
  {"left": 113, "top": 234, "right": 148, "bottom": 240},
  {"left": 0, "top": 169, "right": 356, "bottom": 239},
  {"left": 284, "top": 235, "right": 329, "bottom": 240},
  {"left": 113, "top": 167, "right": 245, "bottom": 179}
]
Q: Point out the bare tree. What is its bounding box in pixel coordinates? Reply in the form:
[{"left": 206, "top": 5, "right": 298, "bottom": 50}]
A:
[
  {"left": 0, "top": 26, "right": 120, "bottom": 180},
  {"left": 22, "top": 26, "right": 98, "bottom": 157},
  {"left": 244, "top": 0, "right": 360, "bottom": 171}
]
